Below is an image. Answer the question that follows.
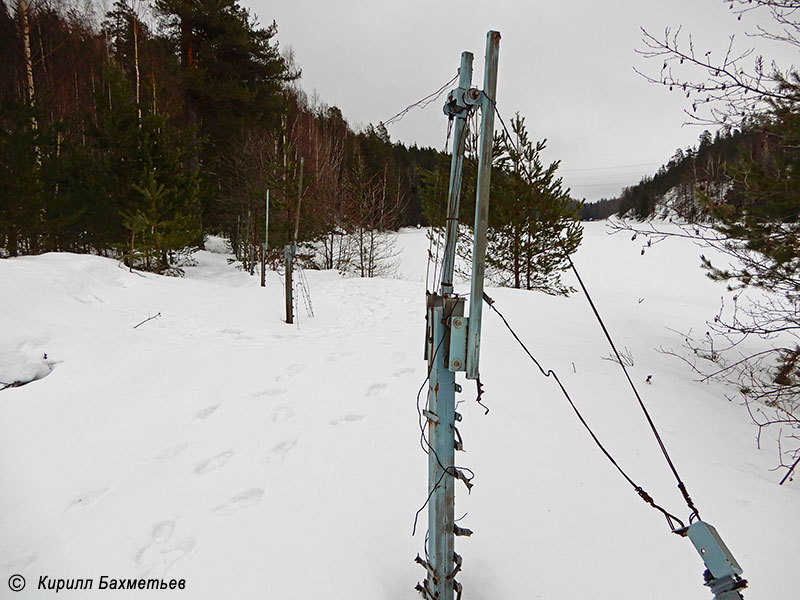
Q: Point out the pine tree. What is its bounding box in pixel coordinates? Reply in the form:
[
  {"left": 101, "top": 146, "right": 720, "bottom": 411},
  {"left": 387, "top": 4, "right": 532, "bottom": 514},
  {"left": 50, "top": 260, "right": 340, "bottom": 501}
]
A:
[
  {"left": 153, "top": 0, "right": 296, "bottom": 231},
  {"left": 484, "top": 113, "right": 582, "bottom": 294}
]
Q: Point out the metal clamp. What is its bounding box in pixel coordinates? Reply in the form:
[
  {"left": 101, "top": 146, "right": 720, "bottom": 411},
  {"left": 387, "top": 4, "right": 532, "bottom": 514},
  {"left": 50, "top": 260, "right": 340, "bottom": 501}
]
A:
[
  {"left": 681, "top": 521, "right": 747, "bottom": 600},
  {"left": 443, "top": 87, "right": 481, "bottom": 118}
]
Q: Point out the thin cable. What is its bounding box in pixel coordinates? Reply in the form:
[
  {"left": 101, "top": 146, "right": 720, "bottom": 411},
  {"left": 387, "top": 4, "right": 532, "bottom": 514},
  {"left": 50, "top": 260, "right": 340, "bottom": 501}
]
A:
[
  {"left": 425, "top": 229, "right": 434, "bottom": 293},
  {"left": 382, "top": 73, "right": 459, "bottom": 128},
  {"left": 564, "top": 254, "right": 702, "bottom": 523},
  {"left": 412, "top": 298, "right": 476, "bottom": 535},
  {"left": 485, "top": 92, "right": 702, "bottom": 523},
  {"left": 484, "top": 293, "right": 687, "bottom": 531}
]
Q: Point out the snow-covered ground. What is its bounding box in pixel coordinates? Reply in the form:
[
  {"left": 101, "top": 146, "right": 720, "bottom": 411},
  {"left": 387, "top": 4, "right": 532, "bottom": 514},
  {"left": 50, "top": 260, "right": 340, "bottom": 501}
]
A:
[{"left": 1, "top": 222, "right": 797, "bottom": 599}]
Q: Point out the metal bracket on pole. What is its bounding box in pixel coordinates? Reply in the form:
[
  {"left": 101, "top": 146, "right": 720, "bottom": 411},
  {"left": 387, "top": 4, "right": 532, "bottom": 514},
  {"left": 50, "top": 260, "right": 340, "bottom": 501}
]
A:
[{"left": 678, "top": 521, "right": 747, "bottom": 600}]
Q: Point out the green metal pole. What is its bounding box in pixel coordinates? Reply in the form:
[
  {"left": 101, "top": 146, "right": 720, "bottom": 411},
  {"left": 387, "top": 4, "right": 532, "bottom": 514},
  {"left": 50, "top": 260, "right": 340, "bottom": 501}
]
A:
[
  {"left": 423, "top": 50, "right": 475, "bottom": 600},
  {"left": 439, "top": 52, "right": 473, "bottom": 296},
  {"left": 467, "top": 31, "right": 500, "bottom": 380}
]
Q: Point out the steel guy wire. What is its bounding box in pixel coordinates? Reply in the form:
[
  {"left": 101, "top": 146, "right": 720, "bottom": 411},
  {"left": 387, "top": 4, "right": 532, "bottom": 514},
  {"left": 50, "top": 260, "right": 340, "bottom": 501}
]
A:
[
  {"left": 484, "top": 94, "right": 702, "bottom": 524},
  {"left": 563, "top": 251, "right": 701, "bottom": 524},
  {"left": 482, "top": 292, "right": 688, "bottom": 531}
]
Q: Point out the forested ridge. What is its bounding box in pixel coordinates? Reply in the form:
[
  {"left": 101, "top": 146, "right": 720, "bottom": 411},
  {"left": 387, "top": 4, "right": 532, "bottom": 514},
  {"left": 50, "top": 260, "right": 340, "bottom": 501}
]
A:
[
  {"left": 1, "top": 0, "right": 584, "bottom": 285},
  {"left": 584, "top": 128, "right": 764, "bottom": 221},
  {"left": 0, "top": 0, "right": 443, "bottom": 274}
]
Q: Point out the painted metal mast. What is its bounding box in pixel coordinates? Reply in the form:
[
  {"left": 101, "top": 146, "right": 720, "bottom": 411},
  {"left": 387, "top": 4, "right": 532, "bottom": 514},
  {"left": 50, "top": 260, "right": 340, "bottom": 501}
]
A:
[
  {"left": 467, "top": 31, "right": 500, "bottom": 380},
  {"left": 417, "top": 32, "right": 499, "bottom": 600},
  {"left": 439, "top": 52, "right": 474, "bottom": 297}
]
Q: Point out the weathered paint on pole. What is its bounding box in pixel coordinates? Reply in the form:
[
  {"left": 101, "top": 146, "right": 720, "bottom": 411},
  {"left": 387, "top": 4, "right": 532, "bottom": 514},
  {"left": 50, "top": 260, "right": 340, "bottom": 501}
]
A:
[
  {"left": 426, "top": 299, "right": 457, "bottom": 600},
  {"left": 466, "top": 31, "right": 500, "bottom": 380},
  {"left": 439, "top": 52, "right": 473, "bottom": 296},
  {"left": 419, "top": 34, "right": 497, "bottom": 599}
]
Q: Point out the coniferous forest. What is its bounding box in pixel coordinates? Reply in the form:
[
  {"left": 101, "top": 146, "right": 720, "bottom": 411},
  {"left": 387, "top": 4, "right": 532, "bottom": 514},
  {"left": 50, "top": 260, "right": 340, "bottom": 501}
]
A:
[{"left": 0, "top": 0, "right": 446, "bottom": 274}]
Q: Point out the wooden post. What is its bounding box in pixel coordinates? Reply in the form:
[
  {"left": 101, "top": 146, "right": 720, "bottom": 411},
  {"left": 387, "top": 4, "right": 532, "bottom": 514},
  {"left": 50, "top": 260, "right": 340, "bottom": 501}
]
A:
[
  {"left": 261, "top": 190, "right": 269, "bottom": 287},
  {"left": 284, "top": 244, "right": 293, "bottom": 324},
  {"left": 285, "top": 159, "right": 303, "bottom": 324}
]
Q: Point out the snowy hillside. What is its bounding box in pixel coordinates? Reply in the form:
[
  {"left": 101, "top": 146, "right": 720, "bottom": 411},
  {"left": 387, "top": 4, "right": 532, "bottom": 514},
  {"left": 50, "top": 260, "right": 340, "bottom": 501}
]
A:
[{"left": 1, "top": 223, "right": 797, "bottom": 599}]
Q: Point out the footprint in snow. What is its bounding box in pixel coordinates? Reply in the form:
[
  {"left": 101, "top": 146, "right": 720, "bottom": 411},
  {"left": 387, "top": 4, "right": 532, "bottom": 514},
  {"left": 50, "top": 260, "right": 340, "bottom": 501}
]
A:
[
  {"left": 275, "top": 364, "right": 305, "bottom": 382},
  {"left": 135, "top": 520, "right": 196, "bottom": 577},
  {"left": 193, "top": 404, "right": 220, "bottom": 422},
  {"left": 219, "top": 328, "right": 246, "bottom": 337},
  {"left": 0, "top": 551, "right": 37, "bottom": 573},
  {"left": 63, "top": 487, "right": 109, "bottom": 514},
  {"left": 141, "top": 442, "right": 189, "bottom": 464},
  {"left": 366, "top": 383, "right": 388, "bottom": 397},
  {"left": 255, "top": 388, "right": 288, "bottom": 398},
  {"left": 330, "top": 414, "right": 365, "bottom": 426},
  {"left": 392, "top": 367, "right": 415, "bottom": 378},
  {"left": 266, "top": 437, "right": 298, "bottom": 464},
  {"left": 327, "top": 350, "right": 355, "bottom": 362},
  {"left": 194, "top": 450, "right": 234, "bottom": 475},
  {"left": 271, "top": 405, "right": 293, "bottom": 423},
  {"left": 212, "top": 489, "right": 264, "bottom": 516}
]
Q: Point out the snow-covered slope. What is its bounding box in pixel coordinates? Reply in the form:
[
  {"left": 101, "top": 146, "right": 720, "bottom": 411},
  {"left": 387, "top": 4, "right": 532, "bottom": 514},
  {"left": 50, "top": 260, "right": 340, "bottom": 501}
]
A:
[{"left": 1, "top": 223, "right": 797, "bottom": 599}]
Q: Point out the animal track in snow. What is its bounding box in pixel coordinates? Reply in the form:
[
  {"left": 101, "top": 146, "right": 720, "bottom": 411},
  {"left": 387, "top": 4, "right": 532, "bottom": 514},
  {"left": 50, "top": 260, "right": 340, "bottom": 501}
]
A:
[
  {"left": 212, "top": 489, "right": 264, "bottom": 516},
  {"left": 330, "top": 414, "right": 365, "bottom": 426},
  {"left": 142, "top": 442, "right": 189, "bottom": 464},
  {"left": 193, "top": 404, "right": 220, "bottom": 422},
  {"left": 366, "top": 383, "right": 388, "bottom": 397},
  {"left": 194, "top": 450, "right": 234, "bottom": 475},
  {"left": 64, "top": 487, "right": 109, "bottom": 514},
  {"left": 271, "top": 405, "right": 293, "bottom": 423},
  {"left": 266, "top": 437, "right": 298, "bottom": 464},
  {"left": 135, "top": 519, "right": 196, "bottom": 577}
]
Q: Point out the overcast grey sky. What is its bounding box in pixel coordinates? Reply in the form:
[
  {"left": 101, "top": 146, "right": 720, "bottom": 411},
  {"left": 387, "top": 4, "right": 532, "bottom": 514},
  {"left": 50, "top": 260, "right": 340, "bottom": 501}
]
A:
[{"left": 243, "top": 0, "right": 796, "bottom": 203}]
